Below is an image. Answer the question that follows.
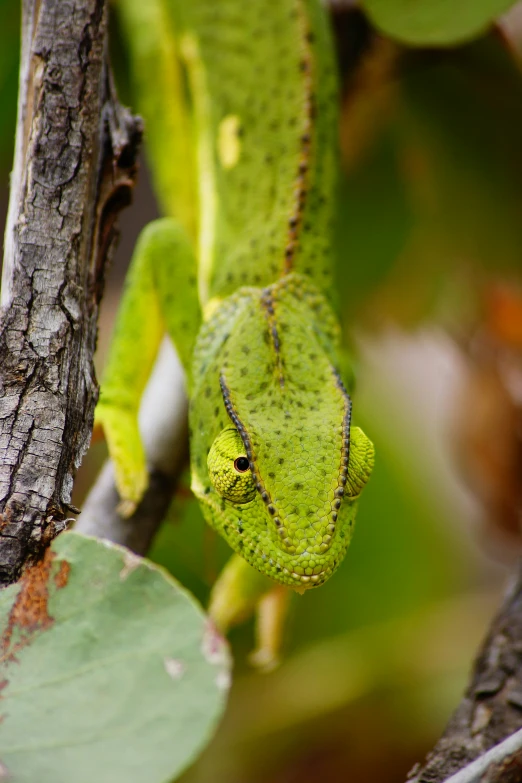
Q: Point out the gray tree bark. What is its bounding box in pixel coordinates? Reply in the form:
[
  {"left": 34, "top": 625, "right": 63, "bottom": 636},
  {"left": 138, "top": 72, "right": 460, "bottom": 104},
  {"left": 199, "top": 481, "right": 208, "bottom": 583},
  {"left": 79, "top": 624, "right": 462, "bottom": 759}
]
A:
[
  {"left": 407, "top": 562, "right": 522, "bottom": 782},
  {"left": 0, "top": 0, "right": 141, "bottom": 585}
]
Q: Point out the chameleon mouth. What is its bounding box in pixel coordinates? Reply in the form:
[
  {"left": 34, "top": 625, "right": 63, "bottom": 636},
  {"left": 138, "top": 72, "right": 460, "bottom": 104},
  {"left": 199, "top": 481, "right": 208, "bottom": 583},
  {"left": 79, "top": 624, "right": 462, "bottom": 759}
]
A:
[
  {"left": 290, "top": 570, "right": 326, "bottom": 587},
  {"left": 281, "top": 558, "right": 332, "bottom": 588}
]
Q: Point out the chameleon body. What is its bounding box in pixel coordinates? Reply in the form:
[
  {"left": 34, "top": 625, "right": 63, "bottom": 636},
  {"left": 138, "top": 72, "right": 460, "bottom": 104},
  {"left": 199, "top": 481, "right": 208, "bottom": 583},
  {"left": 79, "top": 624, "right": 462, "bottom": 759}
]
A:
[{"left": 97, "top": 0, "right": 374, "bottom": 641}]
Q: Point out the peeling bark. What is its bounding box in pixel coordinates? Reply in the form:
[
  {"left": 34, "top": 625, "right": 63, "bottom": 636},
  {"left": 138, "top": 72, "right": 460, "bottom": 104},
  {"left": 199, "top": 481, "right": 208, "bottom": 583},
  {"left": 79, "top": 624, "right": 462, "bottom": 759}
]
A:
[{"left": 0, "top": 0, "right": 142, "bottom": 585}]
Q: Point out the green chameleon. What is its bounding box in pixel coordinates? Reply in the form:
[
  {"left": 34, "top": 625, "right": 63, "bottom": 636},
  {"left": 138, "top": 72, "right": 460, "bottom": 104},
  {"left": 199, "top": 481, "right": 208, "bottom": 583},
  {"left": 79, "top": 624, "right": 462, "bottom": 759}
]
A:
[{"left": 96, "top": 0, "right": 374, "bottom": 664}]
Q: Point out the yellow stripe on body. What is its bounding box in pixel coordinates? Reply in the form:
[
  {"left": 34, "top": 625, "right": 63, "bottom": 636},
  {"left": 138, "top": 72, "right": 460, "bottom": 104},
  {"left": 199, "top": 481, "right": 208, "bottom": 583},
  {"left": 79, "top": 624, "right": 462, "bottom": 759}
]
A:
[{"left": 179, "top": 33, "right": 217, "bottom": 309}]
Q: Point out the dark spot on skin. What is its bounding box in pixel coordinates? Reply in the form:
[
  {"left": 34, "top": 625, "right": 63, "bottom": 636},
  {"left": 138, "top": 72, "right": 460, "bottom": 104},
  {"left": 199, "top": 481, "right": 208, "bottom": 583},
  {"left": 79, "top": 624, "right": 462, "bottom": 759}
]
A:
[
  {"left": 205, "top": 387, "right": 211, "bottom": 398},
  {"left": 294, "top": 482, "right": 303, "bottom": 490},
  {"left": 279, "top": 458, "right": 284, "bottom": 465},
  {"left": 204, "top": 486, "right": 210, "bottom": 495}
]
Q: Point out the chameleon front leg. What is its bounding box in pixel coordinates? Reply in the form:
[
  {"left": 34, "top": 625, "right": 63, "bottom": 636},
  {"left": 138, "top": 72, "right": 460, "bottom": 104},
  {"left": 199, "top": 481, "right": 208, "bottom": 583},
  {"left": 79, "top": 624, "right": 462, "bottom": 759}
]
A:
[
  {"left": 209, "top": 554, "right": 290, "bottom": 670},
  {"left": 96, "top": 217, "right": 201, "bottom": 513},
  {"left": 249, "top": 586, "right": 290, "bottom": 672}
]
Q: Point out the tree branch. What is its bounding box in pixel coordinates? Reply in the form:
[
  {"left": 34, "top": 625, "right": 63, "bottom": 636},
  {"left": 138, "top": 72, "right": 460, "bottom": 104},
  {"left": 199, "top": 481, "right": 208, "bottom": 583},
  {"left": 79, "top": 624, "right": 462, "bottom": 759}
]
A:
[
  {"left": 0, "top": 0, "right": 142, "bottom": 585},
  {"left": 76, "top": 339, "right": 188, "bottom": 555},
  {"left": 408, "top": 560, "right": 522, "bottom": 782}
]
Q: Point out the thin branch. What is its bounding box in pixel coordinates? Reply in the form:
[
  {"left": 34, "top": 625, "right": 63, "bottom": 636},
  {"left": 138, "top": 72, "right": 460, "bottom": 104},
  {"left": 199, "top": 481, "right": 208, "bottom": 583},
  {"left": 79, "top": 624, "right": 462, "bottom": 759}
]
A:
[
  {"left": 408, "top": 561, "right": 522, "bottom": 782},
  {"left": 0, "top": 0, "right": 142, "bottom": 585},
  {"left": 442, "top": 727, "right": 522, "bottom": 783},
  {"left": 76, "top": 339, "right": 188, "bottom": 554}
]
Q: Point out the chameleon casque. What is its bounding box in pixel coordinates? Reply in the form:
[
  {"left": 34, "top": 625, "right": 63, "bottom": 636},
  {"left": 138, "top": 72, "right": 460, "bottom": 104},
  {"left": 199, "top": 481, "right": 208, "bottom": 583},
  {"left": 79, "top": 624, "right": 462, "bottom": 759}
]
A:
[{"left": 97, "top": 0, "right": 374, "bottom": 661}]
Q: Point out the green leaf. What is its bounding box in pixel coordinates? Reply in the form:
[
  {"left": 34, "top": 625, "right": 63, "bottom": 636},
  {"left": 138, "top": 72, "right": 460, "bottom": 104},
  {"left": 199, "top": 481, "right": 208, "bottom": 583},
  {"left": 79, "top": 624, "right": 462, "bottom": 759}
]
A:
[
  {"left": 0, "top": 532, "right": 230, "bottom": 783},
  {"left": 361, "top": 0, "right": 517, "bottom": 46}
]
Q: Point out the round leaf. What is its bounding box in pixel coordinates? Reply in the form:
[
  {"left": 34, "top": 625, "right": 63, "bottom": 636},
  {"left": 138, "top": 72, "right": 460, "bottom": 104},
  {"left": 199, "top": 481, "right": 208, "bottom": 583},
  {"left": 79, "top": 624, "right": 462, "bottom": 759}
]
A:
[
  {"left": 0, "top": 532, "right": 231, "bottom": 783},
  {"left": 361, "top": 0, "right": 518, "bottom": 46}
]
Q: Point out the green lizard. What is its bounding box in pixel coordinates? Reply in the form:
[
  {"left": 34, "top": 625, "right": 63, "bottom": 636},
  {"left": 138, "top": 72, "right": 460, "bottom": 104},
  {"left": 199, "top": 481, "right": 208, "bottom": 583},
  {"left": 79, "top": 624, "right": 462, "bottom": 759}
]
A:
[{"left": 96, "top": 0, "right": 374, "bottom": 663}]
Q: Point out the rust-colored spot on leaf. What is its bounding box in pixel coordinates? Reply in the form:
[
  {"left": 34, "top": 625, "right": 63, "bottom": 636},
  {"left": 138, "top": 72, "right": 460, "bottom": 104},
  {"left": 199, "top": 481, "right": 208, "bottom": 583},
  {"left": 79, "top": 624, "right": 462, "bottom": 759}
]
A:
[
  {"left": 54, "top": 559, "right": 70, "bottom": 590},
  {"left": 0, "top": 547, "right": 68, "bottom": 664}
]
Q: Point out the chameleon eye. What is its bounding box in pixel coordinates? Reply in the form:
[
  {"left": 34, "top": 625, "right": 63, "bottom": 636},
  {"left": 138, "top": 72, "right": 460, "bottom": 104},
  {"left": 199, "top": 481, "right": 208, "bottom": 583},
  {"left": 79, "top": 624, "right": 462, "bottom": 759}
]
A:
[
  {"left": 234, "top": 457, "right": 250, "bottom": 472},
  {"left": 207, "top": 428, "right": 256, "bottom": 503}
]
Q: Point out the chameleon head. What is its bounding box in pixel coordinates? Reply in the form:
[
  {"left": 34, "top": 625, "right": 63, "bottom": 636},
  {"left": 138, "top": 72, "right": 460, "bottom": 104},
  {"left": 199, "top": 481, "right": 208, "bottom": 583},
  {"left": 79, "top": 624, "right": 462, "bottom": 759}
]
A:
[
  {"left": 190, "top": 281, "right": 374, "bottom": 590},
  {"left": 196, "top": 410, "right": 374, "bottom": 591}
]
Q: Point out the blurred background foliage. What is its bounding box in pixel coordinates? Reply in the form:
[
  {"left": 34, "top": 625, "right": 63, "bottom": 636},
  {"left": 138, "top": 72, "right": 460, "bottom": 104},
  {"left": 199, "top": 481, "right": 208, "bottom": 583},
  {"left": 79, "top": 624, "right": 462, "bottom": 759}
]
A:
[{"left": 2, "top": 1, "right": 522, "bottom": 781}]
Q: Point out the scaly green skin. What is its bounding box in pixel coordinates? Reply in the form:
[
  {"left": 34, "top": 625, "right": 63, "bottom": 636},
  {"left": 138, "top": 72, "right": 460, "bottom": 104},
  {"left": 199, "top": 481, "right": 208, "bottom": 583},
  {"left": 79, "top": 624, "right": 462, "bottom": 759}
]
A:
[{"left": 98, "top": 0, "right": 374, "bottom": 605}]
